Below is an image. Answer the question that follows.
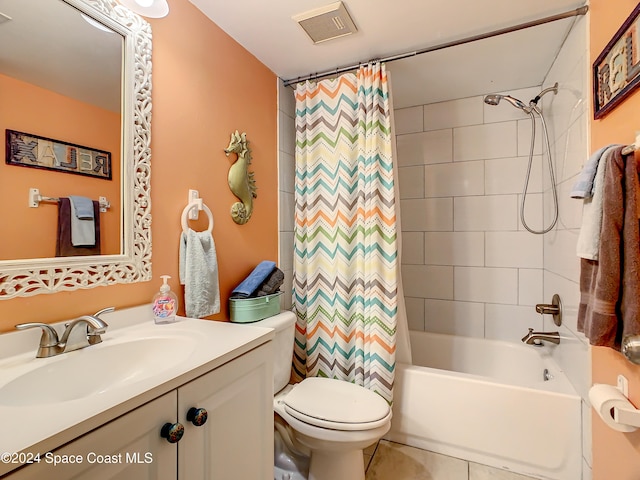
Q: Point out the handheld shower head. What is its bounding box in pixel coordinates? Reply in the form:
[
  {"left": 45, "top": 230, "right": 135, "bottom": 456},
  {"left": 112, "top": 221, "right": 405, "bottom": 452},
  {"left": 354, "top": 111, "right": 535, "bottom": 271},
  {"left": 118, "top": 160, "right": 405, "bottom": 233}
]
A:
[
  {"left": 484, "top": 93, "right": 529, "bottom": 111},
  {"left": 484, "top": 94, "right": 502, "bottom": 106}
]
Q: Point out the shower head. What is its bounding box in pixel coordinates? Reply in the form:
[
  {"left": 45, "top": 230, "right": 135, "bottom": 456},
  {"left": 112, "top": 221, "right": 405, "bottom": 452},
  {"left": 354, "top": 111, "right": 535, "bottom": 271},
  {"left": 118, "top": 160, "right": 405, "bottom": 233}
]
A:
[{"left": 483, "top": 94, "right": 529, "bottom": 111}]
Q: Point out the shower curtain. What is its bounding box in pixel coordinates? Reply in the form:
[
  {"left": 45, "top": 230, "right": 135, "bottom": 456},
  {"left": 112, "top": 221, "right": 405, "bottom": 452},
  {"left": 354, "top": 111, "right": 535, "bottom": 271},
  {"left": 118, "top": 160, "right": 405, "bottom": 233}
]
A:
[{"left": 292, "top": 63, "right": 399, "bottom": 403}]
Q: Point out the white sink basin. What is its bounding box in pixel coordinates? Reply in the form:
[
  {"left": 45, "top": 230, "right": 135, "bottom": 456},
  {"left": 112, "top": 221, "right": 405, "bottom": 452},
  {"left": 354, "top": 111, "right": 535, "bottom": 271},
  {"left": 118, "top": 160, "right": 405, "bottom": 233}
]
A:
[{"left": 0, "top": 335, "right": 197, "bottom": 406}]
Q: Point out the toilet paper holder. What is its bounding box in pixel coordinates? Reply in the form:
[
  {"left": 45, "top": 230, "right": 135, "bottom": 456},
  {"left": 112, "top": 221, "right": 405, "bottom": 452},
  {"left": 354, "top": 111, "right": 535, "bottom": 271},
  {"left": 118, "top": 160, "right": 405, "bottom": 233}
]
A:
[{"left": 610, "top": 375, "right": 640, "bottom": 429}]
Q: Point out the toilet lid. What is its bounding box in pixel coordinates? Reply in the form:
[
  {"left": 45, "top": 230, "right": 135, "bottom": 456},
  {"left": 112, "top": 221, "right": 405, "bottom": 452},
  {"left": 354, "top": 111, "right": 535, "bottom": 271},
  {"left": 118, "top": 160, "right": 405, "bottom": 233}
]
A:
[{"left": 283, "top": 377, "right": 391, "bottom": 431}]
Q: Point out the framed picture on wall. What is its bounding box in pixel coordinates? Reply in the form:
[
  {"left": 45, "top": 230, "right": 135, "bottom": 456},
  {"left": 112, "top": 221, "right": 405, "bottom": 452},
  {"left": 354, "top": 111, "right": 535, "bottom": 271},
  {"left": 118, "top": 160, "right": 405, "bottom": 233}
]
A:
[
  {"left": 5, "top": 129, "right": 111, "bottom": 180},
  {"left": 593, "top": 3, "right": 640, "bottom": 119}
]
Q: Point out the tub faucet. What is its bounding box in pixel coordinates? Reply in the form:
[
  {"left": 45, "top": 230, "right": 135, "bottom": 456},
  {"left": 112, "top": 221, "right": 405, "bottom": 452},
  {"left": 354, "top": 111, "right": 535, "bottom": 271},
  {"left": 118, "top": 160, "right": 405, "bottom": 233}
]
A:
[{"left": 521, "top": 328, "right": 560, "bottom": 346}]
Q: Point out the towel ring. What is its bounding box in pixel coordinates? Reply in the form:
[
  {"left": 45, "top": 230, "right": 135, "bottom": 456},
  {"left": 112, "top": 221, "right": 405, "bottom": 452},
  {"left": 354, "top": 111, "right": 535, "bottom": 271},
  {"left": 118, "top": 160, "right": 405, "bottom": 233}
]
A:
[{"left": 181, "top": 202, "right": 214, "bottom": 234}]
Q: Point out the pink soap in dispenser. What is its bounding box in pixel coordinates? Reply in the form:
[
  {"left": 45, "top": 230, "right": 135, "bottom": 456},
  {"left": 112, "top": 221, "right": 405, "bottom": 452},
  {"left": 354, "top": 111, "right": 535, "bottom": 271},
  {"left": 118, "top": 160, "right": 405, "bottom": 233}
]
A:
[{"left": 153, "top": 275, "right": 178, "bottom": 324}]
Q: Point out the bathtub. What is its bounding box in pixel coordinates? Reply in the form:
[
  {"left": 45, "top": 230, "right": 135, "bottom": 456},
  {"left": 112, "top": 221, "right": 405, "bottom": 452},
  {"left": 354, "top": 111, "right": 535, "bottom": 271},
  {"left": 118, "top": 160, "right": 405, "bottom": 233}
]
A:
[{"left": 385, "top": 331, "right": 582, "bottom": 480}]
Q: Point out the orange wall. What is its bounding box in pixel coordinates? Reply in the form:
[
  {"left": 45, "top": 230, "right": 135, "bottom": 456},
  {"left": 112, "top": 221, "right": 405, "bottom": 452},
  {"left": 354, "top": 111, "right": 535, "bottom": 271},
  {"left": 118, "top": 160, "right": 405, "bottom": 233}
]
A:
[
  {"left": 590, "top": 1, "right": 640, "bottom": 477},
  {"left": 0, "top": 0, "right": 278, "bottom": 330},
  {"left": 0, "top": 73, "right": 121, "bottom": 259}
]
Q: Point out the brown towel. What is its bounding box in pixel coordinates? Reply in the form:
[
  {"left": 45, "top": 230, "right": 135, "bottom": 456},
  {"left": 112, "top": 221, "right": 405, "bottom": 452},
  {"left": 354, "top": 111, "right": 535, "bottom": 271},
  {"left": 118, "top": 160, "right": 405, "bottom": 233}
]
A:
[
  {"left": 55, "top": 198, "right": 102, "bottom": 257},
  {"left": 577, "top": 146, "right": 640, "bottom": 348}
]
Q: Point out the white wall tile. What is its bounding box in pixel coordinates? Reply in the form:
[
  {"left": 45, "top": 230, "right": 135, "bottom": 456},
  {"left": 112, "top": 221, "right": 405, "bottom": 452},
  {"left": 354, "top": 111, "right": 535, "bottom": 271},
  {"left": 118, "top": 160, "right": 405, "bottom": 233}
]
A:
[
  {"left": 518, "top": 269, "right": 543, "bottom": 306},
  {"left": 404, "top": 296, "right": 425, "bottom": 331},
  {"left": 453, "top": 122, "right": 518, "bottom": 161},
  {"left": 279, "top": 191, "right": 295, "bottom": 232},
  {"left": 454, "top": 195, "right": 518, "bottom": 231},
  {"left": 485, "top": 231, "right": 543, "bottom": 268},
  {"left": 402, "top": 265, "right": 453, "bottom": 300},
  {"left": 279, "top": 110, "right": 296, "bottom": 156},
  {"left": 394, "top": 106, "right": 424, "bottom": 135},
  {"left": 397, "top": 130, "right": 453, "bottom": 167},
  {"left": 278, "top": 81, "right": 296, "bottom": 118},
  {"left": 517, "top": 192, "right": 544, "bottom": 232},
  {"left": 485, "top": 156, "right": 543, "bottom": 195},
  {"left": 401, "top": 198, "right": 453, "bottom": 231},
  {"left": 424, "top": 160, "right": 484, "bottom": 197},
  {"left": 424, "top": 232, "right": 484, "bottom": 266},
  {"left": 454, "top": 267, "right": 518, "bottom": 304},
  {"left": 401, "top": 232, "right": 424, "bottom": 265},
  {"left": 279, "top": 231, "right": 294, "bottom": 272},
  {"left": 424, "top": 299, "right": 485, "bottom": 337},
  {"left": 543, "top": 271, "right": 581, "bottom": 339},
  {"left": 517, "top": 117, "right": 543, "bottom": 157},
  {"left": 423, "top": 96, "right": 483, "bottom": 131},
  {"left": 484, "top": 303, "right": 542, "bottom": 343},
  {"left": 551, "top": 112, "right": 589, "bottom": 185},
  {"left": 398, "top": 166, "right": 424, "bottom": 199},
  {"left": 553, "top": 176, "right": 583, "bottom": 230},
  {"left": 278, "top": 151, "right": 295, "bottom": 194},
  {"left": 544, "top": 228, "right": 580, "bottom": 282}
]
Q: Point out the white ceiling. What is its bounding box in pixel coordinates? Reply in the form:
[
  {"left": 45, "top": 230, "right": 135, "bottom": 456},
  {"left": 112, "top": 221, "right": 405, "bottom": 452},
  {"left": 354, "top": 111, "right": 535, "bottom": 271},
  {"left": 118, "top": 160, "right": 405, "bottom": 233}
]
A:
[
  {"left": 0, "top": 0, "right": 122, "bottom": 112},
  {"left": 189, "top": 0, "right": 587, "bottom": 108}
]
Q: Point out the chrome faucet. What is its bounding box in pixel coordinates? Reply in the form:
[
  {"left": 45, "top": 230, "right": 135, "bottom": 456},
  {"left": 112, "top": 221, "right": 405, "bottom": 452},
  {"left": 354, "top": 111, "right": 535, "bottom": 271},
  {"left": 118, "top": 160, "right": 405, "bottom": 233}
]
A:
[
  {"left": 521, "top": 328, "right": 561, "bottom": 346},
  {"left": 16, "top": 307, "right": 113, "bottom": 358}
]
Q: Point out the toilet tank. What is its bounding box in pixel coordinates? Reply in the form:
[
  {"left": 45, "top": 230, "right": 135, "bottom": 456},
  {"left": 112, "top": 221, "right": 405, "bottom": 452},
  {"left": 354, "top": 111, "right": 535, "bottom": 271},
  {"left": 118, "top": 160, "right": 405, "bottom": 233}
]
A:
[{"left": 253, "top": 310, "right": 296, "bottom": 393}]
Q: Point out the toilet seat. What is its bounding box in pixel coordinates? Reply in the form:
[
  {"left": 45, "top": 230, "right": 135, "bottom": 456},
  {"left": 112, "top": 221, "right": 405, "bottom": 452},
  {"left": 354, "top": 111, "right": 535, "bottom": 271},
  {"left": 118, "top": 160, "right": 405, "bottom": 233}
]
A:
[{"left": 282, "top": 377, "right": 391, "bottom": 431}]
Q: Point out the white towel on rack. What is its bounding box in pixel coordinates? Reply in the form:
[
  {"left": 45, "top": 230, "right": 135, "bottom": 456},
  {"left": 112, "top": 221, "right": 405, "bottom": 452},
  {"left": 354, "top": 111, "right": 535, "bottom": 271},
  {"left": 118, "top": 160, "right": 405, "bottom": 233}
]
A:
[
  {"left": 179, "top": 228, "right": 220, "bottom": 318},
  {"left": 576, "top": 145, "right": 616, "bottom": 260}
]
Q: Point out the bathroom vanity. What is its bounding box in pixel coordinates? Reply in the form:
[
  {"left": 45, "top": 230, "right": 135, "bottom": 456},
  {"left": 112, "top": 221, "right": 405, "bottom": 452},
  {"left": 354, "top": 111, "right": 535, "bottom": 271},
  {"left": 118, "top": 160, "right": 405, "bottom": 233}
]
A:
[{"left": 0, "top": 305, "right": 275, "bottom": 479}]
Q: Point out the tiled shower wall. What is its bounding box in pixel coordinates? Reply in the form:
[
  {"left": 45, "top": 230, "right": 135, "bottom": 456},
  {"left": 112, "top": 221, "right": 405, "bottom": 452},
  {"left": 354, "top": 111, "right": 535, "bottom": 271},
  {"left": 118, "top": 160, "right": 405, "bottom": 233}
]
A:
[
  {"left": 394, "top": 16, "right": 591, "bottom": 478},
  {"left": 278, "top": 80, "right": 296, "bottom": 312},
  {"left": 395, "top": 87, "right": 549, "bottom": 342}
]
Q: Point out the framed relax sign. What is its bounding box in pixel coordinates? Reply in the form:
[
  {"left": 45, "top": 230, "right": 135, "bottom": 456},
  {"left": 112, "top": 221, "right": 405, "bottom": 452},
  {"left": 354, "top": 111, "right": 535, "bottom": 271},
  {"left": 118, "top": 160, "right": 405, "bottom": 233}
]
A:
[
  {"left": 593, "top": 3, "right": 640, "bottom": 119},
  {"left": 5, "top": 129, "right": 112, "bottom": 180}
]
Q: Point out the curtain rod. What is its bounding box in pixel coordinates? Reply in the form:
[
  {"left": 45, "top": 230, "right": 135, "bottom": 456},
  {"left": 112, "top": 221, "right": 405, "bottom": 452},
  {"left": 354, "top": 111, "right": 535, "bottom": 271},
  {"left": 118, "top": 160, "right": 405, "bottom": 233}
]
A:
[{"left": 282, "top": 5, "right": 589, "bottom": 87}]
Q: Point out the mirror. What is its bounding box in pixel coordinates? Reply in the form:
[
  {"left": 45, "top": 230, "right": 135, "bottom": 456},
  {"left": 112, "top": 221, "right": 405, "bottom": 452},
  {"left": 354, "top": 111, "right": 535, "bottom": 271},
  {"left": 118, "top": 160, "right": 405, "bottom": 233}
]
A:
[{"left": 0, "top": 0, "right": 152, "bottom": 298}]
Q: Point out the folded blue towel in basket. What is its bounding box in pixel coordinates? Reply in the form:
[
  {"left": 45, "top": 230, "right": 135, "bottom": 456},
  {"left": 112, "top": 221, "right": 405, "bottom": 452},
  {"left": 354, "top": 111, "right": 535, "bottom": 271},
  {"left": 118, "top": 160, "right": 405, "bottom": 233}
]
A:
[{"left": 231, "top": 260, "right": 277, "bottom": 298}]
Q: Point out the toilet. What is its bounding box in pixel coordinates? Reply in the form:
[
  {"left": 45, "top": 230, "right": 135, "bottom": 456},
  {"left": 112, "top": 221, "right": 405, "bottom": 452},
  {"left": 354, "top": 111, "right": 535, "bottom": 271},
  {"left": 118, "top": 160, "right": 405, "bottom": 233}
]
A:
[{"left": 257, "top": 311, "right": 392, "bottom": 480}]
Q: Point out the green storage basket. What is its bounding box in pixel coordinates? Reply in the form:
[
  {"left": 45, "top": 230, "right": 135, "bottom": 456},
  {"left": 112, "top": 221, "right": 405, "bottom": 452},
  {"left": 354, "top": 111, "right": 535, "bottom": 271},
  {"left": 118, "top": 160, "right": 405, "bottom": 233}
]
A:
[{"left": 229, "top": 292, "right": 283, "bottom": 323}]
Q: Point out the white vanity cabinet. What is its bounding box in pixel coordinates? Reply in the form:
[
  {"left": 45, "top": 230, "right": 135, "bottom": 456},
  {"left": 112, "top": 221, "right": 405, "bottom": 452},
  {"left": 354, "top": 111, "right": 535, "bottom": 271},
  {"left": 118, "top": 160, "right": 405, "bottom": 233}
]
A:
[
  {"left": 178, "top": 341, "right": 273, "bottom": 479},
  {"left": 5, "top": 342, "right": 273, "bottom": 480}
]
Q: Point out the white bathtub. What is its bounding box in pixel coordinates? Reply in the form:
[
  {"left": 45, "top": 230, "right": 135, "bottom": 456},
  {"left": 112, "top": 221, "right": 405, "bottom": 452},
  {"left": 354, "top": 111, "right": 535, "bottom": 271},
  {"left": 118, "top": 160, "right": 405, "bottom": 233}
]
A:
[{"left": 385, "top": 331, "right": 582, "bottom": 480}]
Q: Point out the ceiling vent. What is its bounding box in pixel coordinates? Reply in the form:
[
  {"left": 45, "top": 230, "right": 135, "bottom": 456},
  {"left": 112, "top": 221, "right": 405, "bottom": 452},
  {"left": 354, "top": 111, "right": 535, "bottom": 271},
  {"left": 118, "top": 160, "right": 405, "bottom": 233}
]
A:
[{"left": 293, "top": 1, "right": 358, "bottom": 44}]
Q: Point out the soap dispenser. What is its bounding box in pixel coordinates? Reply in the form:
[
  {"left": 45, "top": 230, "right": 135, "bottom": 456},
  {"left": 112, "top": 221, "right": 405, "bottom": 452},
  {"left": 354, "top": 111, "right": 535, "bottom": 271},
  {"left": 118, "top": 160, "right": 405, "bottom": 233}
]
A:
[{"left": 153, "top": 275, "right": 178, "bottom": 324}]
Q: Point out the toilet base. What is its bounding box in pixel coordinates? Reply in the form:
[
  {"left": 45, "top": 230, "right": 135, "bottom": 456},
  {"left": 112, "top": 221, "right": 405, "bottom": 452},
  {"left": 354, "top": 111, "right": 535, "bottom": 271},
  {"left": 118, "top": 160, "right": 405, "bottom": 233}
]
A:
[{"left": 308, "top": 449, "right": 364, "bottom": 480}]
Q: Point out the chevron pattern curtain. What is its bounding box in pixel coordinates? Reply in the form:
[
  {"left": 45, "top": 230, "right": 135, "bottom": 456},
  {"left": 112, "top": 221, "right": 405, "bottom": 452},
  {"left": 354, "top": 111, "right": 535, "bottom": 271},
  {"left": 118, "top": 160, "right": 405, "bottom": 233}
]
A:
[{"left": 292, "top": 63, "right": 398, "bottom": 403}]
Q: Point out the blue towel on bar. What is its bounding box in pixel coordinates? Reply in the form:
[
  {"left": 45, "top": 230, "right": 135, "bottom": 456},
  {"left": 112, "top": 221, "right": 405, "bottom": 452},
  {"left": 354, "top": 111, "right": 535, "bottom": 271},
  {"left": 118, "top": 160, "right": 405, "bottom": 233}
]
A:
[
  {"left": 570, "top": 145, "right": 621, "bottom": 198},
  {"left": 231, "top": 260, "right": 276, "bottom": 298},
  {"left": 69, "top": 195, "right": 95, "bottom": 219},
  {"left": 68, "top": 196, "right": 95, "bottom": 246}
]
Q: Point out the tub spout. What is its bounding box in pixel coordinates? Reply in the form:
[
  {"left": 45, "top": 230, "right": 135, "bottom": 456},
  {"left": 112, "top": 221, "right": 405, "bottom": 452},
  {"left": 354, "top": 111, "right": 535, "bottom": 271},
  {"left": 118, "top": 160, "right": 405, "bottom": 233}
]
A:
[{"left": 521, "top": 328, "right": 560, "bottom": 346}]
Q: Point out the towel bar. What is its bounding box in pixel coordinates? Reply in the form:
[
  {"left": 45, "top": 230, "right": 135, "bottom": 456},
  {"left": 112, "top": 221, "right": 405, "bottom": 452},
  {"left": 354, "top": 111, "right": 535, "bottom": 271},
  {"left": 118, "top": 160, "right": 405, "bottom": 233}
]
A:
[{"left": 28, "top": 188, "right": 110, "bottom": 212}]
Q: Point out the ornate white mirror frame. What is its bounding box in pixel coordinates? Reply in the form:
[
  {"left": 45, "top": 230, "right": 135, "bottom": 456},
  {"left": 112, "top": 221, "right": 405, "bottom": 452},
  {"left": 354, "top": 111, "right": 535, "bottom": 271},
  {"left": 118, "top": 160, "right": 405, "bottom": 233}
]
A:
[{"left": 0, "top": 0, "right": 152, "bottom": 299}]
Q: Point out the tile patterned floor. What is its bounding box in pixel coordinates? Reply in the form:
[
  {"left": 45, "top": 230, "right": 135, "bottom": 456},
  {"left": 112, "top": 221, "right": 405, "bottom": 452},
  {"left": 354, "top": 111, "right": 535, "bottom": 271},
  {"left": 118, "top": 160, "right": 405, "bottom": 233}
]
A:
[{"left": 365, "top": 440, "right": 539, "bottom": 480}]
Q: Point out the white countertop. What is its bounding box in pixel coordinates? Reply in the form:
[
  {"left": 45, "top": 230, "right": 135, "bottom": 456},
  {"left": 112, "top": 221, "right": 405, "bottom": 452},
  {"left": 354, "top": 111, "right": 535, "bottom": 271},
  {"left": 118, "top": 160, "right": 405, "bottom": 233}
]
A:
[{"left": 0, "top": 305, "right": 274, "bottom": 476}]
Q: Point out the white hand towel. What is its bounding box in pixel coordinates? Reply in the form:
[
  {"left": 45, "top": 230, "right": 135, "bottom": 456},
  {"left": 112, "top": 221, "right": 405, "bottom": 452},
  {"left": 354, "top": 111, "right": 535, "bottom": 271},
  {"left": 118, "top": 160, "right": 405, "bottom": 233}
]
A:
[
  {"left": 179, "top": 228, "right": 220, "bottom": 318},
  {"left": 576, "top": 145, "right": 615, "bottom": 260}
]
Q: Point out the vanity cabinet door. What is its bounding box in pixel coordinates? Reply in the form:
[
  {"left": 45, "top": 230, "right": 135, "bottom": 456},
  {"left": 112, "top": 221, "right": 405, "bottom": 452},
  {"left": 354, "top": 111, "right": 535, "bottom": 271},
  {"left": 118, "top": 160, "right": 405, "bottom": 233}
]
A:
[
  {"left": 178, "top": 343, "right": 274, "bottom": 480},
  {"left": 5, "top": 392, "right": 178, "bottom": 480}
]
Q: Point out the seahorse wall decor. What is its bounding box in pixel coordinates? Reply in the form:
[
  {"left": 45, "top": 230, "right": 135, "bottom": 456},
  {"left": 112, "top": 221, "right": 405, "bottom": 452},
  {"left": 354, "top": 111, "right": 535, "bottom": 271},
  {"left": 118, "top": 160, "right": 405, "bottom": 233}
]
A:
[{"left": 224, "top": 130, "right": 257, "bottom": 225}]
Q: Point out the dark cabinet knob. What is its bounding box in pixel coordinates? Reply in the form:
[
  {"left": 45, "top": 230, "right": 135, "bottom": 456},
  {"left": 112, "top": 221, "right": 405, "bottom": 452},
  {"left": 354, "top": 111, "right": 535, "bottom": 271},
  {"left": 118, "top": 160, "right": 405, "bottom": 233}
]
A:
[
  {"left": 160, "top": 422, "right": 184, "bottom": 443},
  {"left": 187, "top": 407, "right": 208, "bottom": 427}
]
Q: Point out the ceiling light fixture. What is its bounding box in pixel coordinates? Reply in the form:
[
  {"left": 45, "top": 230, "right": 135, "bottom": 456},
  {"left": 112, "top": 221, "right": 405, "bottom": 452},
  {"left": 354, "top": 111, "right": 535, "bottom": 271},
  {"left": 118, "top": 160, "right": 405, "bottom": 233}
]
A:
[{"left": 118, "top": 0, "right": 169, "bottom": 18}]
